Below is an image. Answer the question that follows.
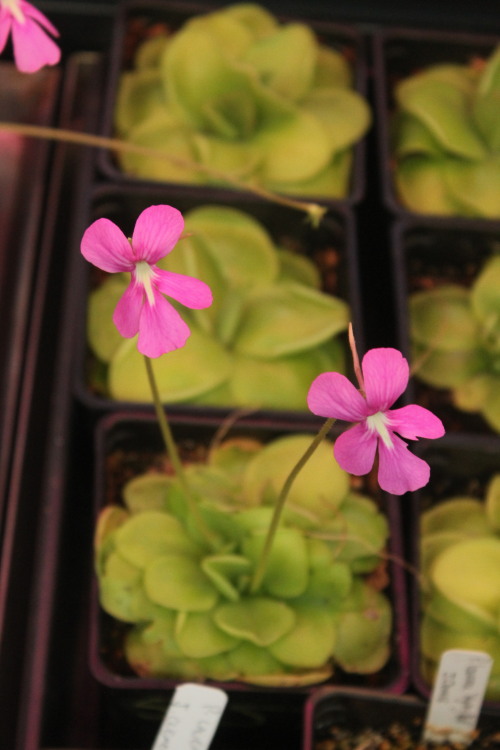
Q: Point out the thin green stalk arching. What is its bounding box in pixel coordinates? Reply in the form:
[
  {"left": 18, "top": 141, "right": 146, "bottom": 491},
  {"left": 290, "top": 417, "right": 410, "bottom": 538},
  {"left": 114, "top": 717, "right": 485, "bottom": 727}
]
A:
[
  {"left": 249, "top": 417, "right": 336, "bottom": 594},
  {"left": 0, "top": 122, "right": 327, "bottom": 226},
  {"left": 143, "top": 356, "right": 217, "bottom": 549}
]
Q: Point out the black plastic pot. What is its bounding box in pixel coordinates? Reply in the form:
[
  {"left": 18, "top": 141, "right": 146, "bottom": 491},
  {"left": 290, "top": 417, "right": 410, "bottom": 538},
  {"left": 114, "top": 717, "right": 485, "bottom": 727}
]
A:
[
  {"left": 88, "top": 411, "right": 409, "bottom": 739},
  {"left": 409, "top": 434, "right": 500, "bottom": 706},
  {"left": 97, "top": 0, "right": 368, "bottom": 206},
  {"left": 303, "top": 687, "right": 500, "bottom": 750},
  {"left": 73, "top": 183, "right": 363, "bottom": 424},
  {"left": 391, "top": 216, "right": 500, "bottom": 435},
  {"left": 373, "top": 27, "right": 500, "bottom": 221}
]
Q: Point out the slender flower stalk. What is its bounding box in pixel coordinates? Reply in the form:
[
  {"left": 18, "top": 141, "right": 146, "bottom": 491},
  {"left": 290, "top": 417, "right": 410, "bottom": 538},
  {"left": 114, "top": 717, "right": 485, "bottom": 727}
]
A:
[
  {"left": 143, "top": 356, "right": 217, "bottom": 548},
  {"left": 0, "top": 121, "right": 327, "bottom": 225},
  {"left": 249, "top": 416, "right": 335, "bottom": 593}
]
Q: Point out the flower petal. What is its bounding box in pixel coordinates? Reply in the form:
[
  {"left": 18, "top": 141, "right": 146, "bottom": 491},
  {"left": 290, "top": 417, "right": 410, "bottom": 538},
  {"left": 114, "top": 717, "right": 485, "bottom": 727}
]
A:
[
  {"left": 11, "top": 16, "right": 60, "bottom": 73},
  {"left": 132, "top": 205, "right": 184, "bottom": 264},
  {"left": 377, "top": 434, "right": 430, "bottom": 495},
  {"left": 333, "top": 423, "right": 377, "bottom": 476},
  {"left": 22, "top": 1, "right": 59, "bottom": 37},
  {"left": 0, "top": 13, "right": 13, "bottom": 54},
  {"left": 154, "top": 268, "right": 213, "bottom": 310},
  {"left": 113, "top": 282, "right": 143, "bottom": 338},
  {"left": 138, "top": 292, "right": 191, "bottom": 358},
  {"left": 362, "top": 348, "right": 409, "bottom": 412},
  {"left": 387, "top": 404, "right": 445, "bottom": 441},
  {"left": 81, "top": 218, "right": 134, "bottom": 272},
  {"left": 307, "top": 372, "right": 368, "bottom": 421}
]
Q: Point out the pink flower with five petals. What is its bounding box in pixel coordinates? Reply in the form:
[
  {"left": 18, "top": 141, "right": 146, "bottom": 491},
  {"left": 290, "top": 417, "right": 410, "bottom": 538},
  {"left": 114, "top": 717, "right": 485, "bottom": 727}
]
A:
[
  {"left": 307, "top": 347, "right": 445, "bottom": 495},
  {"left": 0, "top": 0, "right": 60, "bottom": 73},
  {"left": 81, "top": 204, "right": 213, "bottom": 359}
]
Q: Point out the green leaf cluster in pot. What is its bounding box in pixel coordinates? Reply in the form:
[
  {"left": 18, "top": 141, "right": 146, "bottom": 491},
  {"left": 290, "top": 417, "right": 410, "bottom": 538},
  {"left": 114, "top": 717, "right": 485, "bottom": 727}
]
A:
[
  {"left": 95, "top": 433, "right": 392, "bottom": 685},
  {"left": 392, "top": 45, "right": 500, "bottom": 218},
  {"left": 420, "top": 474, "right": 500, "bottom": 699},
  {"left": 410, "top": 254, "right": 500, "bottom": 432},
  {"left": 113, "top": 3, "right": 371, "bottom": 198},
  {"left": 87, "top": 205, "right": 349, "bottom": 409}
]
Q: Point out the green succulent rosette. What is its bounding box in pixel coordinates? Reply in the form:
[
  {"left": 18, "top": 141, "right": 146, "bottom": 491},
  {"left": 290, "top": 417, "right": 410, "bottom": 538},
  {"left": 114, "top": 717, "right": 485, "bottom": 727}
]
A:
[
  {"left": 410, "top": 255, "right": 500, "bottom": 432},
  {"left": 392, "top": 45, "right": 500, "bottom": 218},
  {"left": 96, "top": 434, "right": 392, "bottom": 684},
  {"left": 113, "top": 3, "right": 371, "bottom": 199},
  {"left": 87, "top": 205, "right": 350, "bottom": 410},
  {"left": 420, "top": 475, "right": 500, "bottom": 699}
]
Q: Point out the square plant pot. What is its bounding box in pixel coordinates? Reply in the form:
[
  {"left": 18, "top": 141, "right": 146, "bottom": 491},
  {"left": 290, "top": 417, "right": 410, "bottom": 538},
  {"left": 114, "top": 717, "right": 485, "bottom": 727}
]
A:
[
  {"left": 391, "top": 216, "right": 500, "bottom": 436},
  {"left": 97, "top": 0, "right": 369, "bottom": 205},
  {"left": 373, "top": 28, "right": 500, "bottom": 221},
  {"left": 409, "top": 434, "right": 500, "bottom": 706},
  {"left": 89, "top": 410, "right": 410, "bottom": 727},
  {"left": 74, "top": 183, "right": 363, "bottom": 424},
  {"left": 303, "top": 687, "right": 500, "bottom": 750}
]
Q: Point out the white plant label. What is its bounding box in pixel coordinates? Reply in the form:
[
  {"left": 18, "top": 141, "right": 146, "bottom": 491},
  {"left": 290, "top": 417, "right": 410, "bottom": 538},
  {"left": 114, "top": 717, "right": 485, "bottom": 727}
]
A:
[
  {"left": 151, "top": 683, "right": 228, "bottom": 750},
  {"left": 423, "top": 649, "right": 493, "bottom": 745}
]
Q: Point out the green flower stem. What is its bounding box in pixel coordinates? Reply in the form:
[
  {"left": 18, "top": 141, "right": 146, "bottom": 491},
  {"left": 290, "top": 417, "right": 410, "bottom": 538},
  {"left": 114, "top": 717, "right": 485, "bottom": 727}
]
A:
[
  {"left": 143, "top": 356, "right": 217, "bottom": 549},
  {"left": 0, "top": 122, "right": 326, "bottom": 226},
  {"left": 249, "top": 417, "right": 336, "bottom": 594}
]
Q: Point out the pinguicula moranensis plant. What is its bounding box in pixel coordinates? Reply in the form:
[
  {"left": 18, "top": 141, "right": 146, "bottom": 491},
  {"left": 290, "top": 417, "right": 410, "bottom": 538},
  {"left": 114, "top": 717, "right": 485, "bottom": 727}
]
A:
[{"left": 81, "top": 203, "right": 445, "bottom": 684}]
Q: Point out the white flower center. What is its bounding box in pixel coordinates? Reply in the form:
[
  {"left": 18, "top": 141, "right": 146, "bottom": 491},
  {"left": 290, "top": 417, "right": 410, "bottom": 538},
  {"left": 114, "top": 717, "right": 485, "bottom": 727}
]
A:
[
  {"left": 135, "top": 261, "right": 156, "bottom": 305},
  {"left": 3, "top": 0, "right": 24, "bottom": 23},
  {"left": 366, "top": 411, "right": 393, "bottom": 449}
]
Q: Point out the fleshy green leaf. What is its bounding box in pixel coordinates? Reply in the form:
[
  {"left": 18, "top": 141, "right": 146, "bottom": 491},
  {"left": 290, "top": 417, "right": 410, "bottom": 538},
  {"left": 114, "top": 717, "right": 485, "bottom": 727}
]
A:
[
  {"left": 145, "top": 554, "right": 218, "bottom": 611},
  {"left": 410, "top": 285, "right": 478, "bottom": 352},
  {"left": 395, "top": 155, "right": 460, "bottom": 215},
  {"left": 254, "top": 109, "right": 332, "bottom": 183},
  {"left": 242, "top": 434, "right": 349, "bottom": 518},
  {"left": 201, "top": 554, "right": 252, "bottom": 601},
  {"left": 184, "top": 205, "right": 279, "bottom": 288},
  {"left": 269, "top": 603, "right": 336, "bottom": 668},
  {"left": 108, "top": 330, "right": 231, "bottom": 403},
  {"left": 87, "top": 277, "right": 128, "bottom": 363},
  {"left": 243, "top": 23, "right": 317, "bottom": 102},
  {"left": 444, "top": 158, "right": 500, "bottom": 218},
  {"left": 396, "top": 75, "right": 486, "bottom": 160},
  {"left": 242, "top": 528, "right": 309, "bottom": 598},
  {"left": 233, "top": 282, "right": 348, "bottom": 358},
  {"left": 175, "top": 610, "right": 240, "bottom": 657},
  {"left": 302, "top": 87, "right": 371, "bottom": 153},
  {"left": 115, "top": 511, "right": 199, "bottom": 568},
  {"left": 334, "top": 582, "right": 392, "bottom": 673},
  {"left": 122, "top": 473, "right": 171, "bottom": 514},
  {"left": 214, "top": 597, "right": 295, "bottom": 646}
]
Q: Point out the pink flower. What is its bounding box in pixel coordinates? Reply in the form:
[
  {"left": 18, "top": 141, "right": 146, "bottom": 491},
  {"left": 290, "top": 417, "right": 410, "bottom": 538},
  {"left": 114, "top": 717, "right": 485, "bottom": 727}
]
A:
[
  {"left": 81, "top": 204, "right": 213, "bottom": 358},
  {"left": 0, "top": 0, "right": 60, "bottom": 73},
  {"left": 307, "top": 347, "right": 445, "bottom": 495}
]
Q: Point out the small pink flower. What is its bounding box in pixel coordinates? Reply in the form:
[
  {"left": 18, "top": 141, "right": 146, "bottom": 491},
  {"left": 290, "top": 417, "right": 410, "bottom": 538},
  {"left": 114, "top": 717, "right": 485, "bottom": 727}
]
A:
[
  {"left": 307, "top": 347, "right": 445, "bottom": 495},
  {"left": 81, "top": 204, "right": 213, "bottom": 358},
  {"left": 0, "top": 0, "right": 60, "bottom": 73}
]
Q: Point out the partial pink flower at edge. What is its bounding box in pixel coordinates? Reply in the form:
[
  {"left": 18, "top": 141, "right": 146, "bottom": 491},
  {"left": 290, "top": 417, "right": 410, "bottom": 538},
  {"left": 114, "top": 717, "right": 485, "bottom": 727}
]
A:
[
  {"left": 307, "top": 347, "right": 445, "bottom": 495},
  {"left": 80, "top": 204, "right": 213, "bottom": 359},
  {"left": 0, "top": 0, "right": 60, "bottom": 73}
]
